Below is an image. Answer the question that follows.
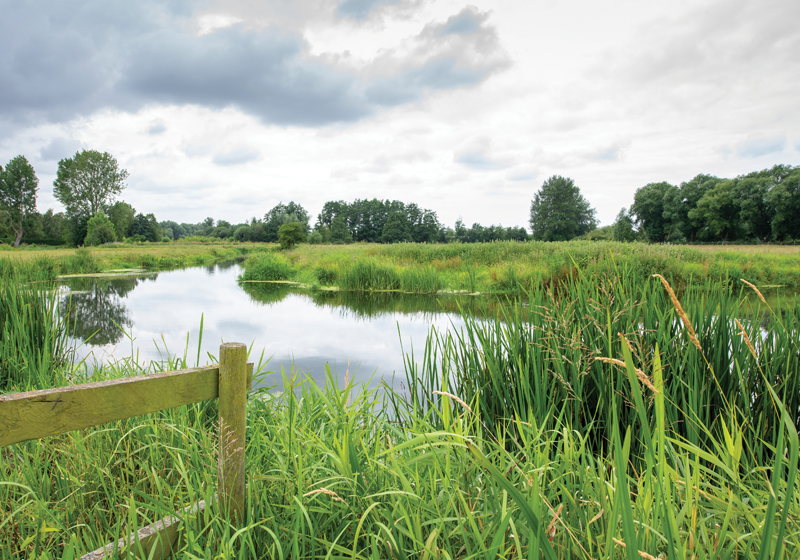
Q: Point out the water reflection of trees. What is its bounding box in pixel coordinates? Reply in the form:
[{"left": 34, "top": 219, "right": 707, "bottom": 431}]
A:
[
  {"left": 241, "top": 282, "right": 511, "bottom": 321},
  {"left": 61, "top": 275, "right": 156, "bottom": 345}
]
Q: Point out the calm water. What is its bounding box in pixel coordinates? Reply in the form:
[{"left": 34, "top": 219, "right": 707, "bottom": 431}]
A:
[{"left": 58, "top": 261, "right": 489, "bottom": 390}]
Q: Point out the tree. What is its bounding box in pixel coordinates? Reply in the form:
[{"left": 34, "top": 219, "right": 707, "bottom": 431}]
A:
[
  {"left": 381, "top": 211, "right": 412, "bottom": 243},
  {"left": 1, "top": 155, "right": 39, "bottom": 247},
  {"left": 630, "top": 181, "right": 672, "bottom": 243},
  {"left": 529, "top": 175, "right": 598, "bottom": 241},
  {"left": 612, "top": 209, "right": 637, "bottom": 242},
  {"left": 130, "top": 213, "right": 160, "bottom": 242},
  {"left": 53, "top": 150, "right": 128, "bottom": 245},
  {"left": 84, "top": 211, "right": 117, "bottom": 246},
  {"left": 264, "top": 201, "right": 310, "bottom": 242},
  {"left": 278, "top": 222, "right": 306, "bottom": 250},
  {"left": 108, "top": 201, "right": 136, "bottom": 240},
  {"left": 329, "top": 215, "right": 353, "bottom": 244}
]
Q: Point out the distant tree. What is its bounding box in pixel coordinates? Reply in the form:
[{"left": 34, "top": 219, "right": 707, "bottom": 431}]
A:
[
  {"left": 53, "top": 150, "right": 128, "bottom": 244},
  {"left": 84, "top": 211, "right": 117, "bottom": 246},
  {"left": 108, "top": 201, "right": 136, "bottom": 240},
  {"left": 278, "top": 222, "right": 306, "bottom": 250},
  {"left": 688, "top": 180, "right": 742, "bottom": 241},
  {"left": 630, "top": 182, "right": 672, "bottom": 242},
  {"left": 612, "top": 209, "right": 637, "bottom": 242},
  {"left": 329, "top": 215, "right": 353, "bottom": 244},
  {"left": 264, "top": 201, "right": 310, "bottom": 242},
  {"left": 768, "top": 168, "right": 800, "bottom": 241},
  {"left": 21, "top": 211, "right": 45, "bottom": 242},
  {"left": 381, "top": 211, "right": 412, "bottom": 243},
  {"left": 529, "top": 175, "right": 598, "bottom": 241},
  {"left": 130, "top": 213, "right": 160, "bottom": 242},
  {"left": 1, "top": 155, "right": 39, "bottom": 247},
  {"left": 42, "top": 209, "right": 66, "bottom": 241}
]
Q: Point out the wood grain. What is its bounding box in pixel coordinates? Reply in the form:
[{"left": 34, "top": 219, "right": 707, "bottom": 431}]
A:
[{"left": 0, "top": 364, "right": 253, "bottom": 448}]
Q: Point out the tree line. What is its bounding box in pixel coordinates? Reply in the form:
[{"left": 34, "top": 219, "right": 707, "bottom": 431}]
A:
[
  {"left": 3, "top": 147, "right": 798, "bottom": 248},
  {"left": 616, "top": 164, "right": 800, "bottom": 243}
]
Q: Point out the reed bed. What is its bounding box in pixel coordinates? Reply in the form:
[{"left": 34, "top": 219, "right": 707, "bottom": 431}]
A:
[
  {"left": 241, "top": 241, "right": 800, "bottom": 295},
  {"left": 2, "top": 262, "right": 799, "bottom": 558}
]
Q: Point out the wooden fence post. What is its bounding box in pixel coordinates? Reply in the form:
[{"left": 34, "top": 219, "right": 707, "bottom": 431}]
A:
[{"left": 218, "top": 342, "right": 247, "bottom": 524}]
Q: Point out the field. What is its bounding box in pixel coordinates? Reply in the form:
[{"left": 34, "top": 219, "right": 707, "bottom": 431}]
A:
[
  {"left": 0, "top": 242, "right": 263, "bottom": 281},
  {"left": 1, "top": 241, "right": 799, "bottom": 558},
  {"left": 240, "top": 241, "right": 800, "bottom": 296}
]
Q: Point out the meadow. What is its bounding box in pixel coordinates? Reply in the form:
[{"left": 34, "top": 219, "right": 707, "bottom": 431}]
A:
[
  {"left": 0, "top": 242, "right": 261, "bottom": 281},
  {"left": 240, "top": 241, "right": 800, "bottom": 295},
  {"left": 1, "top": 241, "right": 799, "bottom": 558}
]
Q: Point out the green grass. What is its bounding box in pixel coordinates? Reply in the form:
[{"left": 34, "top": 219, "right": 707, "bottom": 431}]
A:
[
  {"left": 240, "top": 241, "right": 800, "bottom": 295},
  {"left": 2, "top": 256, "right": 799, "bottom": 558}
]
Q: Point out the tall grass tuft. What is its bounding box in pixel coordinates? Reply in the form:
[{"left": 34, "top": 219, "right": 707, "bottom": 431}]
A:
[
  {"left": 0, "top": 276, "right": 72, "bottom": 391},
  {"left": 238, "top": 251, "right": 295, "bottom": 282}
]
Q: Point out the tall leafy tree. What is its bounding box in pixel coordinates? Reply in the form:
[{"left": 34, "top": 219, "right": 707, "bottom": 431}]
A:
[
  {"left": 53, "top": 150, "right": 128, "bottom": 245},
  {"left": 688, "top": 180, "right": 742, "bottom": 241},
  {"left": 108, "top": 201, "right": 136, "bottom": 240},
  {"left": 381, "top": 211, "right": 412, "bottom": 243},
  {"left": 612, "top": 208, "right": 637, "bottom": 242},
  {"left": 0, "top": 155, "right": 39, "bottom": 247},
  {"left": 630, "top": 181, "right": 672, "bottom": 242},
  {"left": 529, "top": 175, "right": 597, "bottom": 241},
  {"left": 768, "top": 168, "right": 800, "bottom": 241}
]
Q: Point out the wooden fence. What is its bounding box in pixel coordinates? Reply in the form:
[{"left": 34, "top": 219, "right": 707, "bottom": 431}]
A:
[{"left": 0, "top": 342, "right": 253, "bottom": 560}]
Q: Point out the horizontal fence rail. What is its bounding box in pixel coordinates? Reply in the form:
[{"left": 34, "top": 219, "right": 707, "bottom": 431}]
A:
[
  {"left": 0, "top": 343, "right": 254, "bottom": 560},
  {"left": 0, "top": 363, "right": 253, "bottom": 448}
]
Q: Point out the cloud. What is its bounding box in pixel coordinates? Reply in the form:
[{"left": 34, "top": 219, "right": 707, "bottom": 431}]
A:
[
  {"left": 39, "top": 137, "right": 84, "bottom": 161},
  {"left": 736, "top": 136, "right": 787, "bottom": 158},
  {"left": 336, "top": 0, "right": 406, "bottom": 21},
  {"left": 212, "top": 148, "right": 260, "bottom": 166},
  {"left": 0, "top": 1, "right": 508, "bottom": 132},
  {"left": 145, "top": 120, "right": 167, "bottom": 135},
  {"left": 593, "top": 143, "right": 626, "bottom": 162}
]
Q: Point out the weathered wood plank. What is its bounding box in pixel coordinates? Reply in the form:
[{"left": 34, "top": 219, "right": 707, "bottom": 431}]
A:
[
  {"left": 218, "top": 343, "right": 247, "bottom": 524},
  {"left": 0, "top": 364, "right": 253, "bottom": 448},
  {"left": 81, "top": 498, "right": 209, "bottom": 560}
]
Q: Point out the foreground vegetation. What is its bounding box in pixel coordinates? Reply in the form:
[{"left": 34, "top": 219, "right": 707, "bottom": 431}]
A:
[
  {"left": 239, "top": 240, "right": 800, "bottom": 294},
  {"left": 1, "top": 246, "right": 799, "bottom": 558}
]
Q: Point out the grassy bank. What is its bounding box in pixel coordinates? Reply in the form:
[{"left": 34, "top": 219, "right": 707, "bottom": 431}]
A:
[
  {"left": 2, "top": 262, "right": 799, "bottom": 558},
  {"left": 0, "top": 242, "right": 263, "bottom": 282},
  {"left": 239, "top": 241, "right": 800, "bottom": 294}
]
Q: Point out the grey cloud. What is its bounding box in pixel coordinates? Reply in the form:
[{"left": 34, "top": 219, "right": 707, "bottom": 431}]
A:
[
  {"left": 0, "top": 1, "right": 507, "bottom": 131},
  {"left": 594, "top": 145, "right": 625, "bottom": 162},
  {"left": 454, "top": 150, "right": 510, "bottom": 171},
  {"left": 794, "top": 140, "right": 800, "bottom": 152},
  {"left": 146, "top": 120, "right": 167, "bottom": 135},
  {"left": 336, "top": 0, "right": 403, "bottom": 20},
  {"left": 39, "top": 137, "right": 85, "bottom": 161},
  {"left": 212, "top": 149, "right": 260, "bottom": 166},
  {"left": 434, "top": 8, "right": 484, "bottom": 36},
  {"left": 736, "top": 136, "right": 787, "bottom": 158}
]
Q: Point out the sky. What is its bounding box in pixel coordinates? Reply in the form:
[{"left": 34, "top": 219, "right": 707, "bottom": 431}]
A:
[{"left": 1, "top": 0, "right": 799, "bottom": 229}]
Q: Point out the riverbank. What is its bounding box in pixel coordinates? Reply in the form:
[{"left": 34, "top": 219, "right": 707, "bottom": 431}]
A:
[
  {"left": 0, "top": 242, "right": 265, "bottom": 281},
  {"left": 239, "top": 240, "right": 800, "bottom": 294}
]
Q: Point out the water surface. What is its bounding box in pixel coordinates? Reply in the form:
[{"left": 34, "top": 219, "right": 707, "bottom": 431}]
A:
[{"left": 59, "top": 262, "right": 488, "bottom": 390}]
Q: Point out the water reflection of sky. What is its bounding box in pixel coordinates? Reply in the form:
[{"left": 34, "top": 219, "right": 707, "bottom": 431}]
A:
[{"left": 61, "top": 263, "right": 468, "bottom": 390}]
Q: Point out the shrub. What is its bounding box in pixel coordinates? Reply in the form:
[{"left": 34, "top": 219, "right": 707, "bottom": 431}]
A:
[
  {"left": 278, "top": 222, "right": 307, "bottom": 250},
  {"left": 239, "top": 252, "right": 294, "bottom": 281},
  {"left": 84, "top": 212, "right": 117, "bottom": 246}
]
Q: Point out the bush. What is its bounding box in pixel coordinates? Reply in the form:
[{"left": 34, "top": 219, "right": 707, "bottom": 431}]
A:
[
  {"left": 239, "top": 252, "right": 294, "bottom": 281},
  {"left": 278, "top": 222, "right": 307, "bottom": 250},
  {"left": 84, "top": 212, "right": 117, "bottom": 246}
]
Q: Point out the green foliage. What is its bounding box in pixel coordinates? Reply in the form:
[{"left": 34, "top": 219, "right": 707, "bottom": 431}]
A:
[
  {"left": 0, "top": 273, "right": 71, "bottom": 390},
  {"left": 380, "top": 210, "right": 411, "bottom": 243},
  {"left": 53, "top": 150, "right": 129, "bottom": 224},
  {"left": 277, "top": 221, "right": 306, "bottom": 250},
  {"left": 612, "top": 208, "right": 637, "bottom": 241},
  {"left": 306, "top": 230, "right": 324, "bottom": 244},
  {"left": 329, "top": 215, "right": 352, "bottom": 244},
  {"left": 529, "top": 175, "right": 598, "bottom": 241},
  {"left": 130, "top": 212, "right": 160, "bottom": 242},
  {"left": 0, "top": 155, "right": 39, "bottom": 247},
  {"left": 107, "top": 201, "right": 136, "bottom": 240},
  {"left": 239, "top": 251, "right": 294, "bottom": 281},
  {"left": 84, "top": 211, "right": 118, "bottom": 246}
]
